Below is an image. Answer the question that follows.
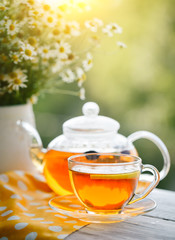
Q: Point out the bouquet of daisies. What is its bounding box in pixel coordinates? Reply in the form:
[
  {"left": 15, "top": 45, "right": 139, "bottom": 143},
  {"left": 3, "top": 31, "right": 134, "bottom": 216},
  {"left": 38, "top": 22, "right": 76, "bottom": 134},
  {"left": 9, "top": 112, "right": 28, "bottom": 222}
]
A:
[{"left": 0, "top": 0, "right": 124, "bottom": 105}]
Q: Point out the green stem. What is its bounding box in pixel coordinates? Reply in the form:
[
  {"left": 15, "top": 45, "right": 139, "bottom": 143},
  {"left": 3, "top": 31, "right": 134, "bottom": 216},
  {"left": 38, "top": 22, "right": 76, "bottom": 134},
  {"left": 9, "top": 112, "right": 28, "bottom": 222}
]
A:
[{"left": 41, "top": 89, "right": 79, "bottom": 97}]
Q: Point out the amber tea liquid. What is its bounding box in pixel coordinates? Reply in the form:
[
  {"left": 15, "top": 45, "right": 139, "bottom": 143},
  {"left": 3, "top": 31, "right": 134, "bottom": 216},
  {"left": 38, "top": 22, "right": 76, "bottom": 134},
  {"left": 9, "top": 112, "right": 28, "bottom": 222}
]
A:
[
  {"left": 44, "top": 150, "right": 80, "bottom": 195},
  {"left": 42, "top": 149, "right": 140, "bottom": 196},
  {"left": 69, "top": 166, "right": 140, "bottom": 211}
]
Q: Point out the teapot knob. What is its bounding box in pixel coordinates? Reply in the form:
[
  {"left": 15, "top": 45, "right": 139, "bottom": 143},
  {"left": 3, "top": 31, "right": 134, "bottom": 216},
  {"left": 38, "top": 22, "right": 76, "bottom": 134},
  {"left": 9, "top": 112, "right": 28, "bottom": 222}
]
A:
[{"left": 82, "top": 102, "right": 100, "bottom": 117}]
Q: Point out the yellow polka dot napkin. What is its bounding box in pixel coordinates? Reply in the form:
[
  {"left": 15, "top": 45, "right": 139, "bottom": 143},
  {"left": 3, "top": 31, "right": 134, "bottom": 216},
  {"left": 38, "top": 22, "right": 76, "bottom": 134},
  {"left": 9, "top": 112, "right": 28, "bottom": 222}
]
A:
[{"left": 0, "top": 171, "right": 87, "bottom": 240}]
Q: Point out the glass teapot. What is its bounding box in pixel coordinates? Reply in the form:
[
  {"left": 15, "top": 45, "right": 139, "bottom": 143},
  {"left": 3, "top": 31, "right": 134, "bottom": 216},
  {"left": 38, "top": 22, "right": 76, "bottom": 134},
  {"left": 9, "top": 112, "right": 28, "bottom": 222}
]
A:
[{"left": 18, "top": 102, "right": 170, "bottom": 195}]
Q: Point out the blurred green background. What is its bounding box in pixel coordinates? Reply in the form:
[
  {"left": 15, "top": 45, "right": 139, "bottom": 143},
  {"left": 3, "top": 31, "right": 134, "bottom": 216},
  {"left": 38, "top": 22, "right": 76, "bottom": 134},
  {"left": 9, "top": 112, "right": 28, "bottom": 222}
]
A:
[{"left": 33, "top": 0, "right": 175, "bottom": 191}]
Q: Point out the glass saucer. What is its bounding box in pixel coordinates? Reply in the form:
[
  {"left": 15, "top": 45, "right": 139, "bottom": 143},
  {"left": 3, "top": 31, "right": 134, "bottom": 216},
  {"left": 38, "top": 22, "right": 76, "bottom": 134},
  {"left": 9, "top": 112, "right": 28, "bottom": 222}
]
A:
[{"left": 49, "top": 195, "right": 156, "bottom": 223}]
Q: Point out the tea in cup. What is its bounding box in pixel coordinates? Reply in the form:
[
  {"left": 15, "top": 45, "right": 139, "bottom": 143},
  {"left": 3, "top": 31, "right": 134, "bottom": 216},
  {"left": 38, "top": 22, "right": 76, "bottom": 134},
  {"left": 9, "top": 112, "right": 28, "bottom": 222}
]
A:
[{"left": 68, "top": 153, "right": 160, "bottom": 213}]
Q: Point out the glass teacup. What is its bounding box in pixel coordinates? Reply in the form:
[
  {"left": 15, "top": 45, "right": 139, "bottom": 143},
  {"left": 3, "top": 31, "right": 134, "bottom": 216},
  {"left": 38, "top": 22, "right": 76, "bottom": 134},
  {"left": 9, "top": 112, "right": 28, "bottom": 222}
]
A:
[{"left": 68, "top": 153, "right": 160, "bottom": 214}]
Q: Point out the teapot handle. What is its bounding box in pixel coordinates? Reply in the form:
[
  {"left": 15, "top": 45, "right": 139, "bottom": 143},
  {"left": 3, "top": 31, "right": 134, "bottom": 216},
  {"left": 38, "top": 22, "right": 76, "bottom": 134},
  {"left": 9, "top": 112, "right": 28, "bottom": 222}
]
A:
[
  {"left": 128, "top": 131, "right": 170, "bottom": 180},
  {"left": 17, "top": 120, "right": 45, "bottom": 172}
]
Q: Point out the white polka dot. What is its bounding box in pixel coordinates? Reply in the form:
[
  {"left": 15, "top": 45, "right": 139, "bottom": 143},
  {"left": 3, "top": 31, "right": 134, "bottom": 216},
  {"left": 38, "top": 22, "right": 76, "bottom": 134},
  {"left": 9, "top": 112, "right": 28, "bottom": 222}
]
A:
[
  {"left": 73, "top": 225, "right": 82, "bottom": 229},
  {"left": 29, "top": 202, "right": 40, "bottom": 206},
  {"left": 11, "top": 194, "right": 22, "bottom": 200},
  {"left": 1, "top": 210, "right": 13, "bottom": 216},
  {"left": 17, "top": 181, "right": 28, "bottom": 191},
  {"left": 59, "top": 200, "right": 71, "bottom": 203},
  {"left": 48, "top": 226, "right": 62, "bottom": 233},
  {"left": 34, "top": 174, "right": 45, "bottom": 182},
  {"left": 45, "top": 209, "right": 56, "bottom": 213},
  {"left": 55, "top": 214, "right": 67, "bottom": 219},
  {"left": 7, "top": 215, "right": 20, "bottom": 221},
  {"left": 23, "top": 213, "right": 36, "bottom": 217},
  {"left": 0, "top": 206, "right": 7, "bottom": 211},
  {"left": 35, "top": 191, "right": 53, "bottom": 199},
  {"left": 23, "top": 194, "right": 34, "bottom": 201},
  {"left": 57, "top": 234, "right": 69, "bottom": 239},
  {"left": 25, "top": 232, "right": 38, "bottom": 240},
  {"left": 40, "top": 221, "right": 54, "bottom": 224},
  {"left": 65, "top": 220, "right": 77, "bottom": 224},
  {"left": 0, "top": 174, "right": 9, "bottom": 183},
  {"left": 37, "top": 206, "right": 49, "bottom": 210},
  {"left": 69, "top": 204, "right": 81, "bottom": 208},
  {"left": 3, "top": 185, "right": 13, "bottom": 192},
  {"left": 15, "top": 222, "right": 28, "bottom": 230},
  {"left": 0, "top": 237, "right": 8, "bottom": 240},
  {"left": 15, "top": 171, "right": 25, "bottom": 176},
  {"left": 16, "top": 202, "right": 27, "bottom": 211},
  {"left": 31, "top": 218, "right": 44, "bottom": 221}
]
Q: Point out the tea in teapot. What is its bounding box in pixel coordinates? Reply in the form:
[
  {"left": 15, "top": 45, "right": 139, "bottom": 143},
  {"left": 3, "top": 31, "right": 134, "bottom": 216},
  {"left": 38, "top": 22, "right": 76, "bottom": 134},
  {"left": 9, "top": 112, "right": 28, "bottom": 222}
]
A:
[{"left": 18, "top": 102, "right": 170, "bottom": 195}]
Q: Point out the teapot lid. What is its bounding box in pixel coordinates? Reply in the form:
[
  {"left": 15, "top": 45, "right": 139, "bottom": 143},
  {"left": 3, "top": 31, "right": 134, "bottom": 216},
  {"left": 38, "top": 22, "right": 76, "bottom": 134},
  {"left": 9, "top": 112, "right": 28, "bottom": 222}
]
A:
[{"left": 63, "top": 102, "right": 120, "bottom": 138}]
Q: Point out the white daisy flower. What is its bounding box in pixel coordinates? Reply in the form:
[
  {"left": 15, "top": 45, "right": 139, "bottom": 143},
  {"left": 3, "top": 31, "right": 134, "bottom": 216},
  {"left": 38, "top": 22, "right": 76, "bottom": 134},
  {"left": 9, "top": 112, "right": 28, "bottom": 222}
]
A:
[
  {"left": 51, "top": 60, "right": 64, "bottom": 73},
  {"left": 60, "top": 69, "right": 76, "bottom": 83},
  {"left": 64, "top": 21, "right": 80, "bottom": 37},
  {"left": 117, "top": 41, "right": 127, "bottom": 48},
  {"left": 7, "top": 69, "right": 28, "bottom": 91},
  {"left": 43, "top": 13, "right": 57, "bottom": 27},
  {"left": 24, "top": 0, "right": 40, "bottom": 8},
  {"left": 83, "top": 52, "right": 93, "bottom": 72},
  {"left": 79, "top": 87, "right": 85, "bottom": 100},
  {"left": 28, "top": 95, "right": 38, "bottom": 104},
  {"left": 38, "top": 46, "right": 52, "bottom": 59},
  {"left": 9, "top": 52, "right": 22, "bottom": 64},
  {"left": 20, "top": 42, "right": 37, "bottom": 61},
  {"left": 85, "top": 18, "right": 103, "bottom": 32},
  {"left": 28, "top": 18, "right": 41, "bottom": 29},
  {"left": 0, "top": 74, "right": 7, "bottom": 82},
  {"left": 0, "top": 3, "right": 8, "bottom": 11},
  {"left": 76, "top": 67, "right": 86, "bottom": 87},
  {"left": 103, "top": 23, "right": 122, "bottom": 37},
  {"left": 5, "top": 19, "right": 19, "bottom": 36},
  {"left": 56, "top": 41, "right": 71, "bottom": 59}
]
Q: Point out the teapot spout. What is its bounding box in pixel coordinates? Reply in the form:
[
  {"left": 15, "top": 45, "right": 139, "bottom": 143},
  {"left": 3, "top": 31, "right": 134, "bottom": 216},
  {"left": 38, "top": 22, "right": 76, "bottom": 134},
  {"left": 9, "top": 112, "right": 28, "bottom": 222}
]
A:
[{"left": 16, "top": 120, "right": 45, "bottom": 172}]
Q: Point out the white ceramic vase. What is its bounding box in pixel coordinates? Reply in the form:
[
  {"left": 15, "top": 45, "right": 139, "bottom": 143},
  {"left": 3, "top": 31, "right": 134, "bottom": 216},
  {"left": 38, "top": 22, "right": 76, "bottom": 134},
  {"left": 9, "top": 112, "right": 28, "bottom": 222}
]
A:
[{"left": 0, "top": 103, "right": 36, "bottom": 173}]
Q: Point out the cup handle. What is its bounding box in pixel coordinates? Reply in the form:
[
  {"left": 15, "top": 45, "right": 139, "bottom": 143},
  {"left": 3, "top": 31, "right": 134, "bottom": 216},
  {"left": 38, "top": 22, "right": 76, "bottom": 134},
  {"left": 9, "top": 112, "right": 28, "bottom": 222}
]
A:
[
  {"left": 129, "top": 164, "right": 160, "bottom": 205},
  {"left": 128, "top": 131, "right": 170, "bottom": 180}
]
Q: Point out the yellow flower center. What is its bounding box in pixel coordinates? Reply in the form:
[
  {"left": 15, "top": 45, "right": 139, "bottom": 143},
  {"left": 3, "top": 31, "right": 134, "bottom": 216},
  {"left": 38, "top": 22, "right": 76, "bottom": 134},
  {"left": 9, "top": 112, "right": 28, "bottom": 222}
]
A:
[
  {"left": 33, "top": 10, "right": 39, "bottom": 15},
  {"left": 32, "top": 22, "right": 38, "bottom": 27},
  {"left": 28, "top": 0, "right": 35, "bottom": 5},
  {"left": 68, "top": 53, "right": 74, "bottom": 60},
  {"left": 47, "top": 17, "right": 54, "bottom": 23},
  {"left": 10, "top": 35, "right": 16, "bottom": 40},
  {"left": 58, "top": 4, "right": 67, "bottom": 12},
  {"left": 0, "top": 6, "right": 6, "bottom": 11},
  {"left": 90, "top": 22, "right": 95, "bottom": 27},
  {"left": 112, "top": 25, "right": 117, "bottom": 30},
  {"left": 1, "top": 54, "right": 7, "bottom": 61},
  {"left": 53, "top": 29, "right": 60, "bottom": 35},
  {"left": 14, "top": 78, "right": 22, "bottom": 85},
  {"left": 28, "top": 37, "right": 37, "bottom": 46},
  {"left": 10, "top": 72, "right": 18, "bottom": 78},
  {"left": 59, "top": 47, "right": 65, "bottom": 53},
  {"left": 12, "top": 55, "right": 19, "bottom": 62},
  {"left": 9, "top": 24, "right": 15, "bottom": 31},
  {"left": 43, "top": 4, "right": 50, "bottom": 11},
  {"left": 43, "top": 49, "right": 49, "bottom": 53},
  {"left": 25, "top": 49, "right": 32, "bottom": 57},
  {"left": 88, "top": 59, "right": 92, "bottom": 65},
  {"left": 64, "top": 25, "right": 71, "bottom": 34}
]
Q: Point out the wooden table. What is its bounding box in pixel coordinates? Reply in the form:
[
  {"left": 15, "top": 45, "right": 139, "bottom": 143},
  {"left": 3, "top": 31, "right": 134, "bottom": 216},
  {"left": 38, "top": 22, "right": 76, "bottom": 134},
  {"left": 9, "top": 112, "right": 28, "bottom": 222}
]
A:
[{"left": 68, "top": 189, "right": 175, "bottom": 240}]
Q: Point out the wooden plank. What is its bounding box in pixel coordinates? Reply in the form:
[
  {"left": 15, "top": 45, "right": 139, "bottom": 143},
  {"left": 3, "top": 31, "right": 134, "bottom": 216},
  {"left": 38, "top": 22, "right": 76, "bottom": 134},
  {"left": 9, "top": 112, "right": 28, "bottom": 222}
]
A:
[
  {"left": 146, "top": 188, "right": 175, "bottom": 221},
  {"left": 68, "top": 215, "right": 175, "bottom": 240},
  {"left": 67, "top": 189, "right": 175, "bottom": 240}
]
